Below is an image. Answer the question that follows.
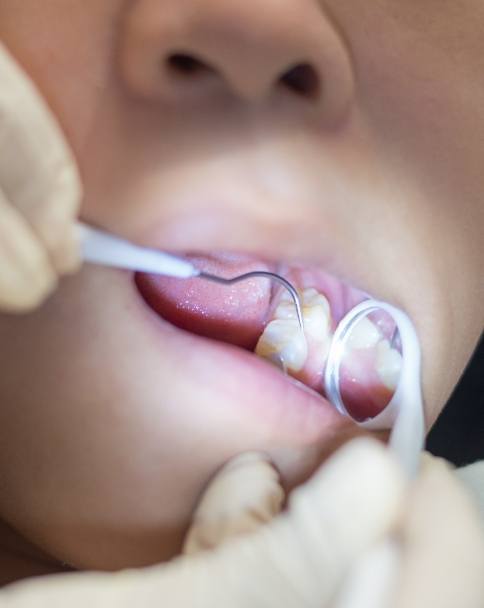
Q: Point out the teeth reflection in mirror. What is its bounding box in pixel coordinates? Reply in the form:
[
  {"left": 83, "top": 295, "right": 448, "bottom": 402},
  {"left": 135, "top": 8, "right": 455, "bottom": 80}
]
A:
[
  {"left": 346, "top": 317, "right": 382, "bottom": 350},
  {"left": 376, "top": 339, "right": 403, "bottom": 391}
]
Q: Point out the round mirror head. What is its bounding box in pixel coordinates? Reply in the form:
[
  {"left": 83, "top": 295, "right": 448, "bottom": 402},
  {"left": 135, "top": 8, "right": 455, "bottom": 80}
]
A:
[{"left": 325, "top": 305, "right": 403, "bottom": 422}]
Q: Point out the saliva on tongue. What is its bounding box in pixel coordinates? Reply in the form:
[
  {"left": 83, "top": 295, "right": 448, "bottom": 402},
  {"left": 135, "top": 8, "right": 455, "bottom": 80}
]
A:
[{"left": 135, "top": 253, "right": 276, "bottom": 350}]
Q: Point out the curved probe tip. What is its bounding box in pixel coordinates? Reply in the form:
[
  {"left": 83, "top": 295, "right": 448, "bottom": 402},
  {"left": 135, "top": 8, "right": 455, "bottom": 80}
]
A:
[{"left": 198, "top": 270, "right": 305, "bottom": 332}]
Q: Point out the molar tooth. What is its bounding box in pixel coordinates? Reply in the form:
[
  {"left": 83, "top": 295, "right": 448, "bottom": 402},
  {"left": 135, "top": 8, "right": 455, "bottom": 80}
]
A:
[
  {"left": 274, "top": 299, "right": 298, "bottom": 321},
  {"left": 255, "top": 319, "right": 307, "bottom": 373},
  {"left": 301, "top": 288, "right": 331, "bottom": 343},
  {"left": 303, "top": 303, "right": 330, "bottom": 341},
  {"left": 376, "top": 340, "right": 403, "bottom": 391},
  {"left": 302, "top": 288, "right": 330, "bottom": 312},
  {"left": 255, "top": 287, "right": 332, "bottom": 374}
]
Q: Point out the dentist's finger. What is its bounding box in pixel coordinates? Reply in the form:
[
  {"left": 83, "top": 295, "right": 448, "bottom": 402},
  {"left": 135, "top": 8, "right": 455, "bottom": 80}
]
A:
[
  {"left": 395, "top": 455, "right": 484, "bottom": 608},
  {"left": 0, "top": 186, "right": 56, "bottom": 311},
  {"left": 333, "top": 539, "right": 401, "bottom": 608},
  {"left": 184, "top": 452, "right": 284, "bottom": 555},
  {"left": 173, "top": 438, "right": 406, "bottom": 608},
  {"left": 0, "top": 42, "right": 82, "bottom": 274}
]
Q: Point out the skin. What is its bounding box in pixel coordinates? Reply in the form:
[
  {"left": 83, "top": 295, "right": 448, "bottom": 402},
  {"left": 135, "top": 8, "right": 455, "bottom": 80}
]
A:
[{"left": 0, "top": 0, "right": 483, "bottom": 581}]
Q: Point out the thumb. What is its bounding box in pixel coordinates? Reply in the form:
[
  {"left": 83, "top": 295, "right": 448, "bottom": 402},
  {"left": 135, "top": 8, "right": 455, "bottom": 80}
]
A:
[{"left": 183, "top": 452, "right": 285, "bottom": 555}]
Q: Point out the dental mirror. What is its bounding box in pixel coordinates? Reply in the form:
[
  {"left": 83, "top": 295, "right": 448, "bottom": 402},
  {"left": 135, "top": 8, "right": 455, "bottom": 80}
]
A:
[{"left": 324, "top": 300, "right": 425, "bottom": 477}]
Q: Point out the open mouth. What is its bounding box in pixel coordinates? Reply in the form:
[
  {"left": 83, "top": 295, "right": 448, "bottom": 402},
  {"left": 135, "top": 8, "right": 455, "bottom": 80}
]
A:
[{"left": 134, "top": 253, "right": 402, "bottom": 424}]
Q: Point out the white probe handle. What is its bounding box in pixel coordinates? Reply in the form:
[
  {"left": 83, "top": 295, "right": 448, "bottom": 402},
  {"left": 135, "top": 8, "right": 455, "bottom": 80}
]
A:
[{"left": 78, "top": 223, "right": 199, "bottom": 279}]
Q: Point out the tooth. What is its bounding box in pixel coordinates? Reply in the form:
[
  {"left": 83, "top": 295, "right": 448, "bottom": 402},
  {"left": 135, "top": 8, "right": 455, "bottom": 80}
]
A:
[
  {"left": 300, "top": 292, "right": 331, "bottom": 342},
  {"left": 255, "top": 288, "right": 332, "bottom": 374},
  {"left": 376, "top": 340, "right": 403, "bottom": 391},
  {"left": 346, "top": 317, "right": 381, "bottom": 350},
  {"left": 255, "top": 319, "right": 308, "bottom": 373}
]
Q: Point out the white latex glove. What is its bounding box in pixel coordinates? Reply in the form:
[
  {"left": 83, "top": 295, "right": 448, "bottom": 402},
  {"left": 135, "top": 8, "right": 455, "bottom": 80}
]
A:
[
  {"left": 0, "top": 42, "right": 82, "bottom": 312},
  {"left": 334, "top": 453, "right": 484, "bottom": 608},
  {"left": 0, "top": 439, "right": 406, "bottom": 607},
  {"left": 394, "top": 454, "right": 484, "bottom": 608}
]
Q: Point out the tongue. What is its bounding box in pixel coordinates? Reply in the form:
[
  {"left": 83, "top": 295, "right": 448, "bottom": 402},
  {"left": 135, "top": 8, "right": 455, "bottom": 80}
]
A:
[
  {"left": 136, "top": 258, "right": 395, "bottom": 423},
  {"left": 135, "top": 253, "right": 274, "bottom": 349}
]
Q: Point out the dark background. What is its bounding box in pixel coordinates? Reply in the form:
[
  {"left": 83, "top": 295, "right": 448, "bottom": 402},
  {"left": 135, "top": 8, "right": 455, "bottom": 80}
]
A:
[{"left": 427, "top": 337, "right": 484, "bottom": 466}]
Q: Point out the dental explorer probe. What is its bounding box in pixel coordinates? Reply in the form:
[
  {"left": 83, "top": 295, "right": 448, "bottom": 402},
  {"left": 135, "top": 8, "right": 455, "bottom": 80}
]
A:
[{"left": 78, "top": 223, "right": 304, "bottom": 330}]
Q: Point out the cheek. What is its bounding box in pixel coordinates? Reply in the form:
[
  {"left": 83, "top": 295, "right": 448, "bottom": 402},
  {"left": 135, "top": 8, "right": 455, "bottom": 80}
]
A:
[
  {"left": 0, "top": 0, "right": 121, "bottom": 154},
  {"left": 0, "top": 268, "right": 341, "bottom": 570},
  {"left": 0, "top": 273, "right": 220, "bottom": 569},
  {"left": 0, "top": 345, "right": 200, "bottom": 569},
  {"left": 330, "top": 5, "right": 484, "bottom": 422}
]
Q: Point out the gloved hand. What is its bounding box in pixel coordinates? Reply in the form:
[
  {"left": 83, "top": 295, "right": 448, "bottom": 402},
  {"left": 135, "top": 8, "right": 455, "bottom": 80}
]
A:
[
  {"left": 333, "top": 453, "right": 484, "bottom": 608},
  {"left": 393, "top": 454, "right": 484, "bottom": 608},
  {"left": 0, "top": 42, "right": 82, "bottom": 312},
  {"left": 2, "top": 440, "right": 483, "bottom": 608},
  {"left": 0, "top": 439, "right": 406, "bottom": 607}
]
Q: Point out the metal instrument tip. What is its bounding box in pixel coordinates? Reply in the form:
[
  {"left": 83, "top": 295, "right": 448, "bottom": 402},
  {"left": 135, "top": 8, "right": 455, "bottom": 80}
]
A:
[{"left": 198, "top": 270, "right": 305, "bottom": 332}]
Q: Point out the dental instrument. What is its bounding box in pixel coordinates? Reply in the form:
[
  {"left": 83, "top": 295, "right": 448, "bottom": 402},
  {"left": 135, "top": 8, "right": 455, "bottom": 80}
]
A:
[
  {"left": 78, "top": 223, "right": 304, "bottom": 330},
  {"left": 324, "top": 299, "right": 425, "bottom": 478},
  {"left": 324, "top": 300, "right": 425, "bottom": 600},
  {"left": 79, "top": 224, "right": 423, "bottom": 475}
]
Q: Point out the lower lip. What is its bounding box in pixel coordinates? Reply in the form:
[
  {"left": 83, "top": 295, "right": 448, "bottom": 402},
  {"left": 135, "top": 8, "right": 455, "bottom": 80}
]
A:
[{"left": 132, "top": 276, "right": 351, "bottom": 445}]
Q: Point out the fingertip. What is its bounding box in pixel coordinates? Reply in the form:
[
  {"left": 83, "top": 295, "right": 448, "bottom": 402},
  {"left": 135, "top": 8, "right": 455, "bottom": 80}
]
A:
[
  {"left": 0, "top": 268, "right": 57, "bottom": 312},
  {"left": 0, "top": 199, "right": 58, "bottom": 312},
  {"left": 311, "top": 437, "right": 406, "bottom": 497},
  {"left": 290, "top": 437, "right": 407, "bottom": 551},
  {"left": 222, "top": 451, "right": 274, "bottom": 472}
]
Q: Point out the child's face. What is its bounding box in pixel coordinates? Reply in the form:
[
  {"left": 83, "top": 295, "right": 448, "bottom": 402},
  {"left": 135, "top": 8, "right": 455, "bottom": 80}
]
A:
[{"left": 0, "top": 0, "right": 483, "bottom": 571}]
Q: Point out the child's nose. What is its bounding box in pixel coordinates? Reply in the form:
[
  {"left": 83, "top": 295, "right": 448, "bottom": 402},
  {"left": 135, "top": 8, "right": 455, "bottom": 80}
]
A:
[{"left": 120, "top": 0, "right": 355, "bottom": 123}]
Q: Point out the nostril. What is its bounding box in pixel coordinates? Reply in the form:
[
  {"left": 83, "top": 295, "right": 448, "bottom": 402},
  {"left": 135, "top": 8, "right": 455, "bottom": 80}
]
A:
[
  {"left": 279, "top": 63, "right": 321, "bottom": 100},
  {"left": 167, "top": 53, "right": 215, "bottom": 77}
]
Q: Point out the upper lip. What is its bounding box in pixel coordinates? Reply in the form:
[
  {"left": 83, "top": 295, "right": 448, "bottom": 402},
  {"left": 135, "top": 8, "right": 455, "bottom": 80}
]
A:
[
  {"left": 110, "top": 200, "right": 336, "bottom": 275},
  {"left": 126, "top": 214, "right": 365, "bottom": 306}
]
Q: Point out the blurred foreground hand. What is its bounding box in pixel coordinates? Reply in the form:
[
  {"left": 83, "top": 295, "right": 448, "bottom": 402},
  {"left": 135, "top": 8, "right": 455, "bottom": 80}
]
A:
[{"left": 0, "top": 42, "right": 81, "bottom": 312}]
